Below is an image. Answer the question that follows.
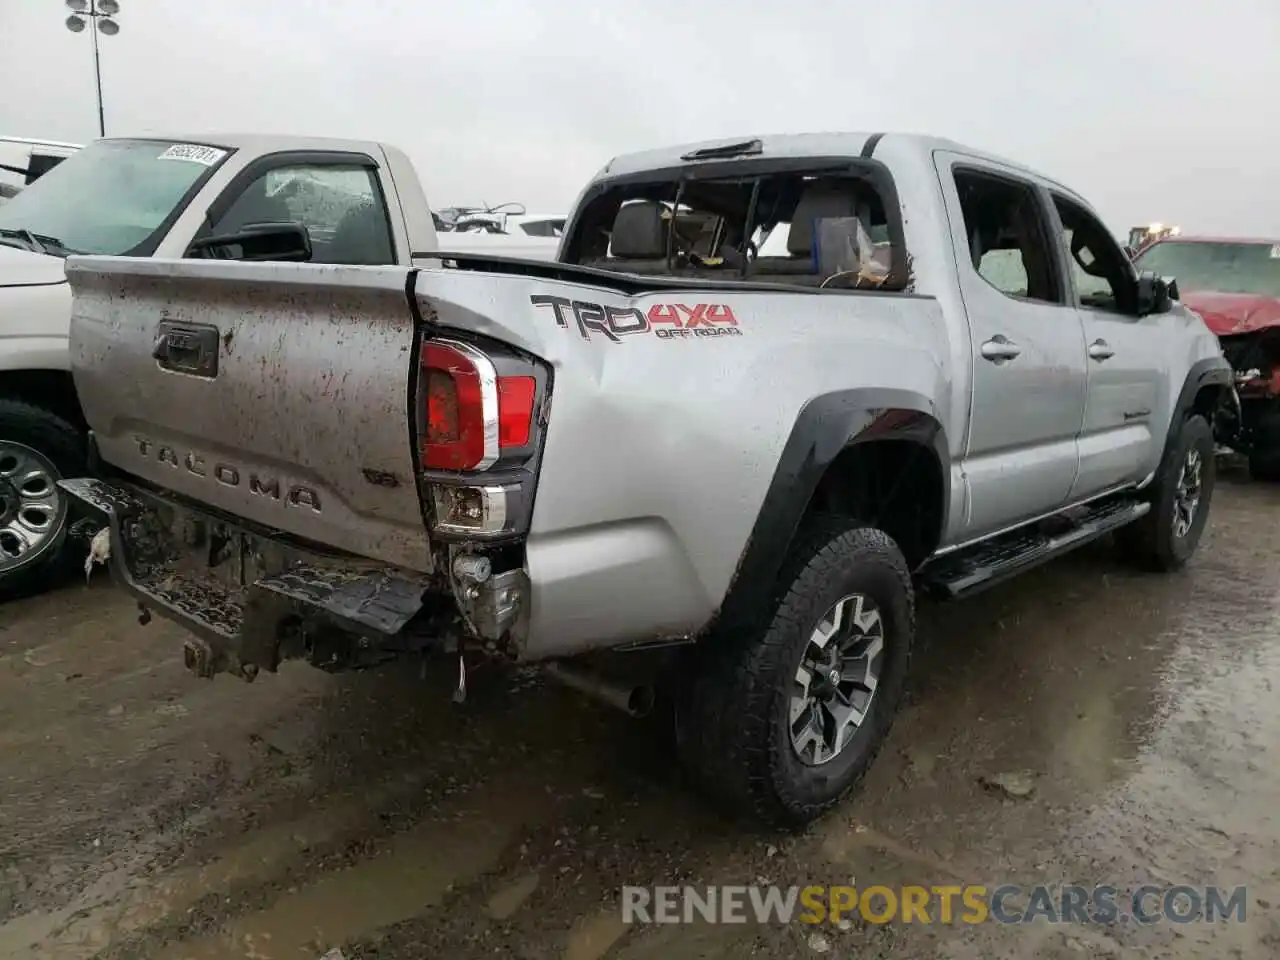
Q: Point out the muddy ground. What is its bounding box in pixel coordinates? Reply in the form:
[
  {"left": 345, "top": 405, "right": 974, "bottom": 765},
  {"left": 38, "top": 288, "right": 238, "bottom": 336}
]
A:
[{"left": 1, "top": 468, "right": 1277, "bottom": 959}]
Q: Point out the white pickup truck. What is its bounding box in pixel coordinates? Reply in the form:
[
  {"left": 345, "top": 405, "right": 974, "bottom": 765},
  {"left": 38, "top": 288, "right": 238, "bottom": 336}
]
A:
[{"left": 0, "top": 133, "right": 556, "bottom": 596}]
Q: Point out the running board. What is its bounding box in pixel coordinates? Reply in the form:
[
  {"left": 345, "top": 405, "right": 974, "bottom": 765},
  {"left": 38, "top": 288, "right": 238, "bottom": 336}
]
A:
[{"left": 920, "top": 498, "right": 1150, "bottom": 600}]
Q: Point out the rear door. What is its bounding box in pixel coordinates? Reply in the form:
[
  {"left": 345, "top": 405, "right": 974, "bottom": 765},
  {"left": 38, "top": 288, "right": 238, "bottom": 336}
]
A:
[
  {"left": 64, "top": 257, "right": 432, "bottom": 572},
  {"left": 934, "top": 152, "right": 1088, "bottom": 537},
  {"left": 1048, "top": 192, "right": 1166, "bottom": 499}
]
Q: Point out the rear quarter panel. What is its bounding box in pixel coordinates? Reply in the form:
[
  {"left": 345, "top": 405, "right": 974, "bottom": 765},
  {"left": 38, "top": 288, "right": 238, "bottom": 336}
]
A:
[{"left": 415, "top": 268, "right": 952, "bottom": 656}]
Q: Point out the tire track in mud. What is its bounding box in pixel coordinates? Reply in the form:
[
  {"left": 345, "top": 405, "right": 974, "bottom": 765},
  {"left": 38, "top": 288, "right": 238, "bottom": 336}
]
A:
[
  {"left": 144, "top": 774, "right": 556, "bottom": 960},
  {"left": 4, "top": 772, "right": 439, "bottom": 960},
  {"left": 77, "top": 716, "right": 702, "bottom": 960}
]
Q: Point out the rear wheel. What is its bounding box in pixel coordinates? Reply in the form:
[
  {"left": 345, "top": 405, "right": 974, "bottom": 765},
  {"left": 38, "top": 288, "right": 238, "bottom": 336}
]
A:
[
  {"left": 0, "top": 400, "right": 86, "bottom": 600},
  {"left": 1116, "top": 414, "right": 1214, "bottom": 572},
  {"left": 676, "top": 520, "right": 914, "bottom": 827}
]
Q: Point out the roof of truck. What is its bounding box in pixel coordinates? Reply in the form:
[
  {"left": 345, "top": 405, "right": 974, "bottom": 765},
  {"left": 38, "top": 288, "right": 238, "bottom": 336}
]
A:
[
  {"left": 0, "top": 136, "right": 82, "bottom": 151},
  {"left": 599, "top": 131, "right": 1063, "bottom": 187},
  {"left": 114, "top": 132, "right": 394, "bottom": 154}
]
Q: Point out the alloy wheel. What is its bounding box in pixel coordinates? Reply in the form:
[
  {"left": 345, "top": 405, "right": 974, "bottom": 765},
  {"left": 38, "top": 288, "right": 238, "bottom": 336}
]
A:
[
  {"left": 0, "top": 441, "right": 67, "bottom": 574},
  {"left": 1172, "top": 446, "right": 1202, "bottom": 540},
  {"left": 789, "top": 593, "right": 885, "bottom": 766}
]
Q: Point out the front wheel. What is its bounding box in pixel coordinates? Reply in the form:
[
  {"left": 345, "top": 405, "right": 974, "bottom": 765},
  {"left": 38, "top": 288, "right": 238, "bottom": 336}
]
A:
[
  {"left": 676, "top": 521, "right": 915, "bottom": 827},
  {"left": 1116, "top": 414, "right": 1215, "bottom": 572},
  {"left": 0, "top": 399, "right": 86, "bottom": 600}
]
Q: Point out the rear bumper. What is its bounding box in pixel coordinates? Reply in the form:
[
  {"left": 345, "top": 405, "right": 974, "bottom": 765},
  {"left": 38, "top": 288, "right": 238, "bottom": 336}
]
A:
[{"left": 57, "top": 477, "right": 439, "bottom": 680}]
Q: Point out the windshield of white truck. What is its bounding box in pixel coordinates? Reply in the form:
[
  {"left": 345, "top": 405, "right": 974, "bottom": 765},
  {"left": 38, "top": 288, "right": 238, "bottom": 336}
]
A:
[
  {"left": 0, "top": 138, "right": 231, "bottom": 257},
  {"left": 1135, "top": 240, "right": 1280, "bottom": 299}
]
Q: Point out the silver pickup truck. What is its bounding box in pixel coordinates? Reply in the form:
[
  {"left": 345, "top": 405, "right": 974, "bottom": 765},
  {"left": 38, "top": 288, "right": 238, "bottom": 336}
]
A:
[{"left": 59, "top": 132, "right": 1232, "bottom": 826}]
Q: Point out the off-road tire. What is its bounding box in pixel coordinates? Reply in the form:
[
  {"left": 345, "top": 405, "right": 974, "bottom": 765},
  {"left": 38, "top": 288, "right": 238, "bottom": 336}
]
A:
[
  {"left": 0, "top": 399, "right": 87, "bottom": 601},
  {"left": 675, "top": 520, "right": 914, "bottom": 828},
  {"left": 1116, "top": 414, "right": 1214, "bottom": 572}
]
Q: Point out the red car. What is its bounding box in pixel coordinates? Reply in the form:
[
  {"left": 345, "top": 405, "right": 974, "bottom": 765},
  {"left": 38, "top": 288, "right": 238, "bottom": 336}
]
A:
[{"left": 1134, "top": 235, "right": 1280, "bottom": 479}]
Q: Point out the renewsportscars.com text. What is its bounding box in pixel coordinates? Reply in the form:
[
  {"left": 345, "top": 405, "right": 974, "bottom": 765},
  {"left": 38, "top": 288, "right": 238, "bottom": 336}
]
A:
[{"left": 621, "top": 884, "right": 1249, "bottom": 926}]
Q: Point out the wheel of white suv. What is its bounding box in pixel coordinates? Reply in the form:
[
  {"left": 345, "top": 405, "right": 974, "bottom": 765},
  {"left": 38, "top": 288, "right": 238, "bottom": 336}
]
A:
[
  {"left": 1116, "top": 414, "right": 1215, "bottom": 572},
  {"left": 676, "top": 520, "right": 915, "bottom": 827},
  {"left": 0, "top": 399, "right": 85, "bottom": 600}
]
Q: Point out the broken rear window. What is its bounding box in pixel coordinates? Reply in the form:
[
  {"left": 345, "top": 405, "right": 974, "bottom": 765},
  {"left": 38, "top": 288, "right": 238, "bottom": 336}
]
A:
[{"left": 563, "top": 162, "right": 908, "bottom": 292}]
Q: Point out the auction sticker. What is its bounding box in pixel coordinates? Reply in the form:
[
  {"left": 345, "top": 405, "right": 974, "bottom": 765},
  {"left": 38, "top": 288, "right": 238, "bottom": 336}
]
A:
[
  {"left": 1269, "top": 244, "right": 1280, "bottom": 260},
  {"left": 157, "top": 143, "right": 228, "bottom": 166}
]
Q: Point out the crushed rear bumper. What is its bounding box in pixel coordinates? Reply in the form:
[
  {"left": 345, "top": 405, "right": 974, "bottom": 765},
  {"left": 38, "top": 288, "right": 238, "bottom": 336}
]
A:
[{"left": 57, "top": 477, "right": 439, "bottom": 680}]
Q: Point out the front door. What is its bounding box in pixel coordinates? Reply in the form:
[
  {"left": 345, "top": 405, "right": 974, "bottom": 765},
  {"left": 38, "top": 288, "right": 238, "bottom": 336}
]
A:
[
  {"left": 934, "top": 154, "right": 1089, "bottom": 538},
  {"left": 1048, "top": 192, "right": 1167, "bottom": 499}
]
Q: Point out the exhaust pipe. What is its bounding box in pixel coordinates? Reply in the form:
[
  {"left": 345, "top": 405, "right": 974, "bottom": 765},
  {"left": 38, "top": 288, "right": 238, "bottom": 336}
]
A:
[{"left": 544, "top": 662, "right": 655, "bottom": 718}]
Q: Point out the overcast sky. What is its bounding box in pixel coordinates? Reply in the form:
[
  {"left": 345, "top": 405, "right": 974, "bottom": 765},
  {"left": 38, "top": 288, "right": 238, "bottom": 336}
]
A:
[{"left": 1, "top": 0, "right": 1277, "bottom": 234}]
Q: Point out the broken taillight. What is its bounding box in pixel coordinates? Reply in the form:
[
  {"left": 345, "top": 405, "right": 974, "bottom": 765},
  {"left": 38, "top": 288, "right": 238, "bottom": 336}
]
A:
[
  {"left": 419, "top": 339, "right": 541, "bottom": 472},
  {"left": 421, "top": 342, "right": 488, "bottom": 470},
  {"left": 418, "top": 337, "right": 546, "bottom": 540}
]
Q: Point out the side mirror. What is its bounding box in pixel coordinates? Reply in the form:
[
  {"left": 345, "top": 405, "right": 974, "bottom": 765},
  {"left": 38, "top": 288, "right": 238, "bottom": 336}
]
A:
[
  {"left": 187, "top": 222, "right": 312, "bottom": 262},
  {"left": 1136, "top": 270, "right": 1176, "bottom": 316}
]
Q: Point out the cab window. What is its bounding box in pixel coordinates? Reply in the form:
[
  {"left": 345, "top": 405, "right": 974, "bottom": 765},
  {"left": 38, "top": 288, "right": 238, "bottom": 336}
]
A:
[
  {"left": 1052, "top": 194, "right": 1136, "bottom": 314},
  {"left": 206, "top": 163, "right": 395, "bottom": 265},
  {"left": 953, "top": 168, "right": 1063, "bottom": 305}
]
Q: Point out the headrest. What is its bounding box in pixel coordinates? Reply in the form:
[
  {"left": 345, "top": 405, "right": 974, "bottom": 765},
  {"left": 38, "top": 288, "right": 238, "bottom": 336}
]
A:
[
  {"left": 787, "top": 184, "right": 861, "bottom": 257},
  {"left": 610, "top": 201, "right": 667, "bottom": 259}
]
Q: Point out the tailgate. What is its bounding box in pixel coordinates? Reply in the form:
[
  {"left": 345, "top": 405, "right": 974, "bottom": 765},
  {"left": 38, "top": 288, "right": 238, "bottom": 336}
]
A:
[{"left": 65, "top": 257, "right": 433, "bottom": 573}]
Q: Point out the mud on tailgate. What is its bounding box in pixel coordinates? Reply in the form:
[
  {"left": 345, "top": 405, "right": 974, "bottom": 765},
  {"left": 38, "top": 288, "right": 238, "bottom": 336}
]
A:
[{"left": 58, "top": 478, "right": 439, "bottom": 680}]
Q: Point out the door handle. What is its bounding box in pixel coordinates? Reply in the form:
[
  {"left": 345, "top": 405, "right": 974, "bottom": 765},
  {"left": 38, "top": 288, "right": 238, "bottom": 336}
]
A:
[
  {"left": 980, "top": 335, "right": 1021, "bottom": 363},
  {"left": 152, "top": 320, "right": 221, "bottom": 377},
  {"left": 1088, "top": 339, "right": 1115, "bottom": 362}
]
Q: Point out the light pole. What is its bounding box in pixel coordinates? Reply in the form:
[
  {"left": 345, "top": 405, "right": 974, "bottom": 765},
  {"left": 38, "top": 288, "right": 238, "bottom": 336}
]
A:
[{"left": 64, "top": 0, "right": 121, "bottom": 138}]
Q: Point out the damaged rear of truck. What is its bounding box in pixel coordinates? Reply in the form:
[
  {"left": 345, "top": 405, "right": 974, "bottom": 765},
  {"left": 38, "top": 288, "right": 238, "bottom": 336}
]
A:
[
  {"left": 61, "top": 243, "right": 924, "bottom": 683},
  {"left": 60, "top": 137, "right": 932, "bottom": 695},
  {"left": 62, "top": 262, "right": 504, "bottom": 680}
]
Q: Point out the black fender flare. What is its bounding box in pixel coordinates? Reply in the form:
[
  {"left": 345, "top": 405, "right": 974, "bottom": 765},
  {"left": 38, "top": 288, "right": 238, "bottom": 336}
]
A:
[
  {"left": 1165, "top": 356, "right": 1233, "bottom": 453},
  {"left": 717, "top": 389, "right": 949, "bottom": 628}
]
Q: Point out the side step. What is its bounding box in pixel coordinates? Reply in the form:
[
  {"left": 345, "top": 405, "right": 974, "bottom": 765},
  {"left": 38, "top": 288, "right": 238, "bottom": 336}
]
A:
[{"left": 920, "top": 497, "right": 1150, "bottom": 600}]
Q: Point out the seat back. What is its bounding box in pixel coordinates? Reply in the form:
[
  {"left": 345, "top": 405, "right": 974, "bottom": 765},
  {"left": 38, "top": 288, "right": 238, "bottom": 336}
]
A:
[
  {"left": 327, "top": 200, "right": 394, "bottom": 265},
  {"left": 751, "top": 182, "right": 865, "bottom": 281},
  {"left": 588, "top": 200, "right": 672, "bottom": 273}
]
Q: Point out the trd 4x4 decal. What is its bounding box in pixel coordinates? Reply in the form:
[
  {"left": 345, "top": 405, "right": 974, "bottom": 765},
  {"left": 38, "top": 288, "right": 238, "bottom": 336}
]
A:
[{"left": 531, "top": 295, "right": 741, "bottom": 342}]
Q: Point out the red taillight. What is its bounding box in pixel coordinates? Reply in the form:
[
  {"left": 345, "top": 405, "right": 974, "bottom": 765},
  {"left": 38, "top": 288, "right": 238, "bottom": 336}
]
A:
[
  {"left": 422, "top": 342, "right": 487, "bottom": 470},
  {"left": 421, "top": 340, "right": 537, "bottom": 471},
  {"left": 497, "top": 376, "right": 536, "bottom": 447},
  {"left": 425, "top": 369, "right": 461, "bottom": 444}
]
